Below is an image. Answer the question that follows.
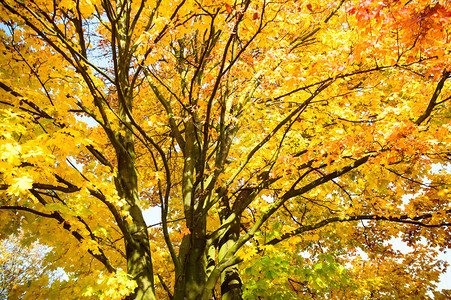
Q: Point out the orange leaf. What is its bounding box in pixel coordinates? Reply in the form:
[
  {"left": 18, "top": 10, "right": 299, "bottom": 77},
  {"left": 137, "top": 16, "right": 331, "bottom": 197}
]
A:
[
  {"left": 181, "top": 228, "right": 191, "bottom": 237},
  {"left": 225, "top": 3, "right": 233, "bottom": 14}
]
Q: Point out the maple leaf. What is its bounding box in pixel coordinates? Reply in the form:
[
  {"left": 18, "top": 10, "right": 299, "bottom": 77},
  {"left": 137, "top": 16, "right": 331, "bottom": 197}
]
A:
[
  {"left": 8, "top": 176, "right": 33, "bottom": 196},
  {"left": 225, "top": 3, "right": 233, "bottom": 14},
  {"left": 180, "top": 227, "right": 191, "bottom": 238}
]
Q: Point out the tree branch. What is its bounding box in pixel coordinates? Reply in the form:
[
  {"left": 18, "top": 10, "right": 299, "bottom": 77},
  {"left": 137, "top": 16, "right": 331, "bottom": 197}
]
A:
[
  {"left": 266, "top": 210, "right": 451, "bottom": 245},
  {"left": 415, "top": 70, "right": 450, "bottom": 125},
  {"left": 0, "top": 205, "right": 56, "bottom": 219}
]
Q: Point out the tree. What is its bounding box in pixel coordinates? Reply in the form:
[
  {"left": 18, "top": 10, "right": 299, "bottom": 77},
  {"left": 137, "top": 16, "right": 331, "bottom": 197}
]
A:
[
  {"left": 0, "top": 233, "right": 61, "bottom": 299},
  {"left": 0, "top": 0, "right": 451, "bottom": 298}
]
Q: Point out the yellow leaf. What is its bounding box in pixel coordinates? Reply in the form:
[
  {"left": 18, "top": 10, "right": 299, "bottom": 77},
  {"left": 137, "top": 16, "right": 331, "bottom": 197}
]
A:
[{"left": 8, "top": 176, "right": 33, "bottom": 196}]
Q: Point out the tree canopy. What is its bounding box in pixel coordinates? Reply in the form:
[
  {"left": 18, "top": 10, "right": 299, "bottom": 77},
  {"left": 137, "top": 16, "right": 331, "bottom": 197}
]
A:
[{"left": 1, "top": 0, "right": 451, "bottom": 299}]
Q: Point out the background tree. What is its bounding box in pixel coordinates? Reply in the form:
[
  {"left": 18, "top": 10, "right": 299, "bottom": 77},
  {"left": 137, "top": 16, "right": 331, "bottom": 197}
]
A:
[
  {"left": 0, "top": 233, "right": 61, "bottom": 299},
  {"left": 0, "top": 0, "right": 451, "bottom": 299}
]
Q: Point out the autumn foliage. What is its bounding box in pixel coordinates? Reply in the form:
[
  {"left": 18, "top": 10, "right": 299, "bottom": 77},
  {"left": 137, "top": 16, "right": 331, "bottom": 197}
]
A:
[{"left": 1, "top": 0, "right": 451, "bottom": 299}]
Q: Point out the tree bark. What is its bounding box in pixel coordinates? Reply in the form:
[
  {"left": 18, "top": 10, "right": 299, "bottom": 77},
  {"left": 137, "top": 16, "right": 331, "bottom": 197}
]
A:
[
  {"left": 218, "top": 197, "right": 243, "bottom": 300},
  {"left": 115, "top": 1, "right": 155, "bottom": 298}
]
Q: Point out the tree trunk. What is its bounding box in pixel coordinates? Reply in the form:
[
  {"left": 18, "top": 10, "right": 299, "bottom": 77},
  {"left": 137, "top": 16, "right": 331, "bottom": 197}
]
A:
[
  {"left": 218, "top": 197, "right": 243, "bottom": 300},
  {"left": 173, "top": 118, "right": 210, "bottom": 299},
  {"left": 174, "top": 216, "right": 208, "bottom": 300},
  {"left": 114, "top": 1, "right": 156, "bottom": 298},
  {"left": 116, "top": 142, "right": 156, "bottom": 300},
  {"left": 124, "top": 217, "right": 156, "bottom": 300}
]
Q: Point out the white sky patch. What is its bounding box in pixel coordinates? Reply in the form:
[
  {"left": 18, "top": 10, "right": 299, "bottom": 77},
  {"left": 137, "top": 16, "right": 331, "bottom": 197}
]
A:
[
  {"left": 387, "top": 237, "right": 451, "bottom": 292},
  {"left": 143, "top": 206, "right": 162, "bottom": 227}
]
